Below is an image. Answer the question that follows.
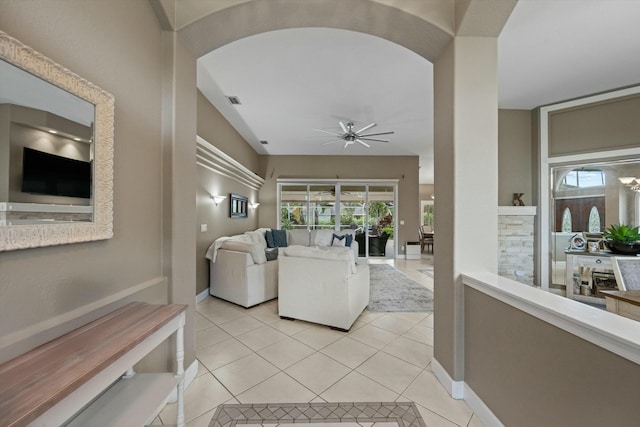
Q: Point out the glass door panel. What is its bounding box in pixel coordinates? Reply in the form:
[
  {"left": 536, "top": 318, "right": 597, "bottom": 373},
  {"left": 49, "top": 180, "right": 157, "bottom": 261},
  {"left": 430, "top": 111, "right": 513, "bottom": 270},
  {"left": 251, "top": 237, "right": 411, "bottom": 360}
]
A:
[
  {"left": 309, "top": 185, "right": 336, "bottom": 230},
  {"left": 280, "top": 185, "right": 308, "bottom": 230},
  {"left": 368, "top": 185, "right": 395, "bottom": 257},
  {"left": 339, "top": 185, "right": 366, "bottom": 231}
]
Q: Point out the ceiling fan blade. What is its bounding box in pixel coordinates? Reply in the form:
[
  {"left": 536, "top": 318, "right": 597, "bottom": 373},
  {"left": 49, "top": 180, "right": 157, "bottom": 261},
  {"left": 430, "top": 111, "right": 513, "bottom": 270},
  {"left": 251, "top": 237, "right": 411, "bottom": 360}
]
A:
[
  {"left": 322, "top": 139, "right": 342, "bottom": 145},
  {"left": 313, "top": 128, "right": 342, "bottom": 136},
  {"left": 358, "top": 131, "right": 395, "bottom": 137},
  {"left": 344, "top": 140, "right": 350, "bottom": 149},
  {"left": 355, "top": 123, "right": 376, "bottom": 134},
  {"left": 359, "top": 137, "right": 390, "bottom": 143},
  {"left": 356, "top": 139, "right": 370, "bottom": 148},
  {"left": 339, "top": 121, "right": 348, "bottom": 133}
]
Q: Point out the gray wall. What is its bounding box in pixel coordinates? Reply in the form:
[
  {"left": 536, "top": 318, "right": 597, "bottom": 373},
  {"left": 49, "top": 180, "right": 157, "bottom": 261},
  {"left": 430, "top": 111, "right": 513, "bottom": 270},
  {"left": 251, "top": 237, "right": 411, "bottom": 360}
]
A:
[
  {"left": 0, "top": 1, "right": 175, "bottom": 365},
  {"left": 465, "top": 287, "right": 640, "bottom": 427},
  {"left": 419, "top": 184, "right": 435, "bottom": 201},
  {"left": 498, "top": 109, "right": 532, "bottom": 206},
  {"left": 549, "top": 94, "right": 640, "bottom": 156},
  {"left": 196, "top": 91, "right": 261, "bottom": 295}
]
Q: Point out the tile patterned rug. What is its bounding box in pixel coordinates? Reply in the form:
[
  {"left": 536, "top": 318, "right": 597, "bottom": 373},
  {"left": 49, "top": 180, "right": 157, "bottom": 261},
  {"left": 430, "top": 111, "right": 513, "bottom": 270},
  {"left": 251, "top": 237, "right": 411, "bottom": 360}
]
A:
[{"left": 208, "top": 402, "right": 426, "bottom": 427}]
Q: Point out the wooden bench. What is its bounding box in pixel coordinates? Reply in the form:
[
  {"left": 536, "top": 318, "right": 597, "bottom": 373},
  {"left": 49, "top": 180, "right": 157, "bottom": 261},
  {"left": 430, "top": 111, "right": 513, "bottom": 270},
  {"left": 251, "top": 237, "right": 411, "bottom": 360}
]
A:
[{"left": 0, "top": 302, "right": 187, "bottom": 427}]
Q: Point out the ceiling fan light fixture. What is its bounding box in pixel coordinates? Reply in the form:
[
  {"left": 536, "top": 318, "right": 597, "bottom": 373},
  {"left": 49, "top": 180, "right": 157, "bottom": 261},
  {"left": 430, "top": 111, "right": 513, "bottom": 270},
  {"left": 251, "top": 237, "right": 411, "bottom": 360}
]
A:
[{"left": 314, "top": 121, "right": 394, "bottom": 149}]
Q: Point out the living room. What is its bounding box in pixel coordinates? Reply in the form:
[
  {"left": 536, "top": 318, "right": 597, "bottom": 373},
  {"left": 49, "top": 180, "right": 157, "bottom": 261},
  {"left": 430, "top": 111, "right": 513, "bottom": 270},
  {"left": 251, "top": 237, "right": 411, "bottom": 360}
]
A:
[{"left": 1, "top": 1, "right": 640, "bottom": 427}]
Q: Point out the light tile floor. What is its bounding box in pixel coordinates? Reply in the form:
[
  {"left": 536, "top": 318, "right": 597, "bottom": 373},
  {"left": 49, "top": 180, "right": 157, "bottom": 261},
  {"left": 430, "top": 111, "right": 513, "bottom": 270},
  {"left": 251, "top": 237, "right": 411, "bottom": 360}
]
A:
[{"left": 158, "top": 255, "right": 484, "bottom": 427}]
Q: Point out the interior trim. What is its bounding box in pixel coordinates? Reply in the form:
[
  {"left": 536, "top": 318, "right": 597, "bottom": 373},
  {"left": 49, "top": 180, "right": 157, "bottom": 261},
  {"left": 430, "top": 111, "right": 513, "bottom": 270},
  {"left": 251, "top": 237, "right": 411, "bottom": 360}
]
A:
[
  {"left": 463, "top": 272, "right": 640, "bottom": 366},
  {"left": 196, "top": 135, "right": 264, "bottom": 191},
  {"left": 431, "top": 357, "right": 464, "bottom": 399},
  {"left": 537, "top": 85, "right": 640, "bottom": 288},
  {"left": 0, "top": 276, "right": 166, "bottom": 356},
  {"left": 463, "top": 381, "right": 505, "bottom": 427}
]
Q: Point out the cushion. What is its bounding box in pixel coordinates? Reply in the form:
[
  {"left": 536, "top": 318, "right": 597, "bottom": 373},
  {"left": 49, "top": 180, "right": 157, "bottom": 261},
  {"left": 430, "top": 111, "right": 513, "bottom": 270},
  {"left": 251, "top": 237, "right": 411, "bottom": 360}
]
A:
[
  {"left": 288, "top": 229, "right": 310, "bottom": 246},
  {"left": 265, "top": 230, "right": 276, "bottom": 248},
  {"left": 313, "top": 229, "right": 335, "bottom": 246},
  {"left": 220, "top": 239, "right": 267, "bottom": 264},
  {"left": 265, "top": 248, "right": 278, "bottom": 261},
  {"left": 266, "top": 229, "right": 288, "bottom": 248},
  {"left": 331, "top": 233, "right": 353, "bottom": 247},
  {"left": 272, "top": 229, "right": 288, "bottom": 247},
  {"left": 282, "top": 245, "right": 356, "bottom": 274},
  {"left": 245, "top": 230, "right": 267, "bottom": 249}
]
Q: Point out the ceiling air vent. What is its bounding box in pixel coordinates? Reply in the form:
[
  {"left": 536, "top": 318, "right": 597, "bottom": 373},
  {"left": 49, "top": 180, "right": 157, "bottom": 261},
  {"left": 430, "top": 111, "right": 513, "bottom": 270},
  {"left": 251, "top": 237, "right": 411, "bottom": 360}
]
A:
[
  {"left": 260, "top": 140, "right": 269, "bottom": 145},
  {"left": 226, "top": 96, "right": 241, "bottom": 105}
]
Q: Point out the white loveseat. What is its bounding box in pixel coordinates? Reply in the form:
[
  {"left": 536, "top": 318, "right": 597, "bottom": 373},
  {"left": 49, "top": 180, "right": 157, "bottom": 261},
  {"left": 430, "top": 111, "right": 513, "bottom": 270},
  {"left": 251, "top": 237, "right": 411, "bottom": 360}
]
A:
[
  {"left": 278, "top": 245, "right": 370, "bottom": 331},
  {"left": 205, "top": 228, "right": 359, "bottom": 308}
]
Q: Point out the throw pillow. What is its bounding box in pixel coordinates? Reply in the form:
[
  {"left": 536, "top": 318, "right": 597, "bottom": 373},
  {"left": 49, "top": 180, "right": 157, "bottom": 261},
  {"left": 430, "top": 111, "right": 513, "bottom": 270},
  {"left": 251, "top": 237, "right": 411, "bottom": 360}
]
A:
[
  {"left": 331, "top": 233, "right": 353, "bottom": 247},
  {"left": 265, "top": 247, "right": 278, "bottom": 261},
  {"left": 265, "top": 229, "right": 276, "bottom": 248},
  {"left": 272, "top": 229, "right": 288, "bottom": 247}
]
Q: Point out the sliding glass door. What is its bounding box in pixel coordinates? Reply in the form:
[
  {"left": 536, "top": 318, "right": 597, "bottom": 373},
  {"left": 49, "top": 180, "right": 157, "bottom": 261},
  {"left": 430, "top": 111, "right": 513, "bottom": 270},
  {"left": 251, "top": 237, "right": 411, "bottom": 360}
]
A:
[{"left": 278, "top": 181, "right": 397, "bottom": 258}]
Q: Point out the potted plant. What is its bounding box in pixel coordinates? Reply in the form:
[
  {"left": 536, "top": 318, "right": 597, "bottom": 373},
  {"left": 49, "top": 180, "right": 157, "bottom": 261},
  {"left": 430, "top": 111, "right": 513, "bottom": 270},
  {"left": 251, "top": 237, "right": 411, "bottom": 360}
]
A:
[{"left": 603, "top": 224, "right": 640, "bottom": 255}]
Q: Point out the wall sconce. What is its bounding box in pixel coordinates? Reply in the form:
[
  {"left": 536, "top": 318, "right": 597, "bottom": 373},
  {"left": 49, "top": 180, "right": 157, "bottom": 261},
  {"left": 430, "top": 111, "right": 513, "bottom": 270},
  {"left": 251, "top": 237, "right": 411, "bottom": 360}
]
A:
[
  {"left": 211, "top": 195, "right": 227, "bottom": 206},
  {"left": 249, "top": 202, "right": 260, "bottom": 209}
]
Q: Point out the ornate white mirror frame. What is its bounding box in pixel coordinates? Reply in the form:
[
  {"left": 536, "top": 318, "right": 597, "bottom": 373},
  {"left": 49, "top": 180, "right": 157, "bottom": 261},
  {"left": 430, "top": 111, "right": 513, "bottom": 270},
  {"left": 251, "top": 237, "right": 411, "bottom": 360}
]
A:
[{"left": 0, "top": 31, "right": 114, "bottom": 251}]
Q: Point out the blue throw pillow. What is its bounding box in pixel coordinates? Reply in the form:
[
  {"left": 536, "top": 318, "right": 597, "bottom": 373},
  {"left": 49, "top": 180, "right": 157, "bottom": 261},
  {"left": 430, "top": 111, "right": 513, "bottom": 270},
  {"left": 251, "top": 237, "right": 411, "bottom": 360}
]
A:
[
  {"left": 265, "top": 230, "right": 276, "bottom": 248},
  {"left": 331, "top": 233, "right": 353, "bottom": 247},
  {"left": 272, "top": 229, "right": 288, "bottom": 247}
]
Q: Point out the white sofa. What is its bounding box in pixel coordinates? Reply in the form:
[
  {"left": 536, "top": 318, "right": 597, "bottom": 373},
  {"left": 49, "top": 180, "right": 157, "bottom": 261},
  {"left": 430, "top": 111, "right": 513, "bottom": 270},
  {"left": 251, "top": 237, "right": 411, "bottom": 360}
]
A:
[
  {"left": 205, "top": 228, "right": 359, "bottom": 308},
  {"left": 278, "top": 245, "right": 370, "bottom": 331}
]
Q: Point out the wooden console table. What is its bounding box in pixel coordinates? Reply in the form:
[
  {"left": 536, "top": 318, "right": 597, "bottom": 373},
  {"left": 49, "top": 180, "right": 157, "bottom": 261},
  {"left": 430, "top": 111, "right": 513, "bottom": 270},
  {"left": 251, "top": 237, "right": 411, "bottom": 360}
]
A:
[
  {"left": 601, "top": 290, "right": 640, "bottom": 322},
  {"left": 0, "top": 302, "right": 187, "bottom": 427}
]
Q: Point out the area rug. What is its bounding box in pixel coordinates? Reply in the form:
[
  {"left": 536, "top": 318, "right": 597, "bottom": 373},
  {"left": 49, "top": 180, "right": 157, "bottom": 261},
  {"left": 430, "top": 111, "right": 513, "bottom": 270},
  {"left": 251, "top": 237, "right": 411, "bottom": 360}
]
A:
[
  {"left": 209, "top": 402, "right": 426, "bottom": 427},
  {"left": 368, "top": 264, "right": 434, "bottom": 312}
]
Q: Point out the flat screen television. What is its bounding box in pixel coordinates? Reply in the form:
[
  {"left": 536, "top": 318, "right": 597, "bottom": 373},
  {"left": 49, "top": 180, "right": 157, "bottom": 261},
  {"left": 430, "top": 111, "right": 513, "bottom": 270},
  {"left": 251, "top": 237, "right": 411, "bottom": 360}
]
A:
[{"left": 21, "top": 147, "right": 91, "bottom": 199}]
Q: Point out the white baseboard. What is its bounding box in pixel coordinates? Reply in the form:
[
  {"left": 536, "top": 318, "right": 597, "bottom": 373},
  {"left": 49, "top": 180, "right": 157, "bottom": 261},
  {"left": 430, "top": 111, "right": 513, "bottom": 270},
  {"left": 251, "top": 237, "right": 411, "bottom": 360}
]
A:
[
  {"left": 463, "top": 382, "right": 504, "bottom": 427},
  {"left": 196, "top": 288, "right": 210, "bottom": 304},
  {"left": 431, "top": 358, "right": 504, "bottom": 427},
  {"left": 166, "top": 358, "right": 199, "bottom": 403},
  {"left": 431, "top": 358, "right": 464, "bottom": 399}
]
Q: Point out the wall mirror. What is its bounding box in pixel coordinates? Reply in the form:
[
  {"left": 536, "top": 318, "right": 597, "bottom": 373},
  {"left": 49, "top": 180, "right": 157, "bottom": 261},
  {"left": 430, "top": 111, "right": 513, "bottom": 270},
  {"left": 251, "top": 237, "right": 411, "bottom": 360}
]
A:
[{"left": 0, "top": 31, "right": 114, "bottom": 251}]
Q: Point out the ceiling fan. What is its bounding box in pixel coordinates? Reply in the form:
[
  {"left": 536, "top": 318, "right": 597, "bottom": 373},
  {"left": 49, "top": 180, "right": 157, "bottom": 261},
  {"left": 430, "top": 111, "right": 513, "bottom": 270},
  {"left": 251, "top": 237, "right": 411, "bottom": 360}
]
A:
[{"left": 314, "top": 121, "right": 394, "bottom": 148}]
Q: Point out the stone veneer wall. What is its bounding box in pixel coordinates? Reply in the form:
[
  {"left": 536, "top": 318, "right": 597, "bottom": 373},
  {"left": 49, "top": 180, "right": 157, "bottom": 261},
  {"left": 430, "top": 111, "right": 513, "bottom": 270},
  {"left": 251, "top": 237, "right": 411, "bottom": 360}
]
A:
[{"left": 498, "top": 206, "right": 537, "bottom": 285}]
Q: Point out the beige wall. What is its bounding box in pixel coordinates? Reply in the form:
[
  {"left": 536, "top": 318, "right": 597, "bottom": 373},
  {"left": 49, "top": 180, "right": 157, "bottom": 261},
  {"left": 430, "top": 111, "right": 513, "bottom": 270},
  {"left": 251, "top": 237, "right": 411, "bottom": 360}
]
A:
[
  {"left": 196, "top": 91, "right": 262, "bottom": 295},
  {"left": 465, "top": 287, "right": 640, "bottom": 426},
  {"left": 197, "top": 91, "right": 260, "bottom": 172},
  {"left": 419, "top": 184, "right": 435, "bottom": 201},
  {"left": 0, "top": 1, "right": 178, "bottom": 365},
  {"left": 498, "top": 109, "right": 533, "bottom": 206},
  {"left": 258, "top": 155, "right": 419, "bottom": 254},
  {"left": 549, "top": 94, "right": 640, "bottom": 156}
]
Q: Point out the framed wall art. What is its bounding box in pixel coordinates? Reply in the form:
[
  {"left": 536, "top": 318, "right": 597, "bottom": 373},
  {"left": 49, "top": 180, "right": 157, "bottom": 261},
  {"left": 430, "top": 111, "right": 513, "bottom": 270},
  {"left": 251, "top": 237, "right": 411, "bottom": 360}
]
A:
[{"left": 230, "top": 193, "right": 248, "bottom": 218}]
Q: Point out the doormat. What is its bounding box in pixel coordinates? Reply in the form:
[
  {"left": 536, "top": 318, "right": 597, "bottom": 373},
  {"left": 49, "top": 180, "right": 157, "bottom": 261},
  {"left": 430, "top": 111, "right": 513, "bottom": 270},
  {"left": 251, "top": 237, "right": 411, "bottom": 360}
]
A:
[{"left": 208, "top": 402, "right": 426, "bottom": 427}]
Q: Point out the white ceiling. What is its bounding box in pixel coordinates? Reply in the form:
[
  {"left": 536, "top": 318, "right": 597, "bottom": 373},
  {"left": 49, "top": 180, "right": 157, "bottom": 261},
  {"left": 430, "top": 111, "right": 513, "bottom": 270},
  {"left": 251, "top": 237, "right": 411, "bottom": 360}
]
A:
[{"left": 197, "top": 0, "right": 640, "bottom": 184}]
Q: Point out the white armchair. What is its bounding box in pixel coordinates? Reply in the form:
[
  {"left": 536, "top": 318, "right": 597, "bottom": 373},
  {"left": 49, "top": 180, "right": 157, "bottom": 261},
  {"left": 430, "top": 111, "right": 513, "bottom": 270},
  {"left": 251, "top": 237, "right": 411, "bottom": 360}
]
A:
[{"left": 278, "top": 245, "right": 370, "bottom": 331}]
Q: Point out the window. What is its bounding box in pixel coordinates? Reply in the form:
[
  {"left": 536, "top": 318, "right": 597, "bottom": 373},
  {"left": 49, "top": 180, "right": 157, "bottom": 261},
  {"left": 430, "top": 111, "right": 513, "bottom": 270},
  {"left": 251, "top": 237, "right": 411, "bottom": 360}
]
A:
[
  {"left": 588, "top": 206, "right": 601, "bottom": 233},
  {"left": 278, "top": 181, "right": 397, "bottom": 257},
  {"left": 560, "top": 170, "right": 605, "bottom": 189},
  {"left": 561, "top": 208, "right": 572, "bottom": 232}
]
